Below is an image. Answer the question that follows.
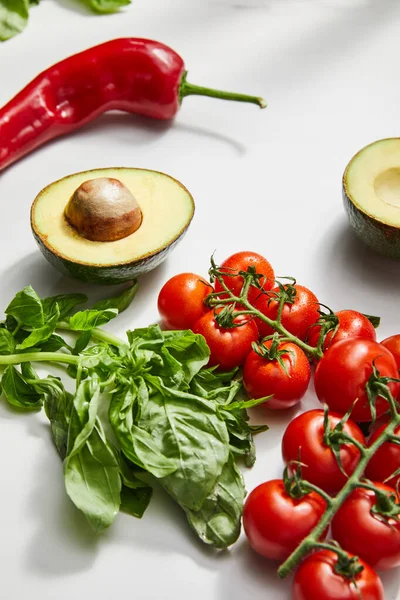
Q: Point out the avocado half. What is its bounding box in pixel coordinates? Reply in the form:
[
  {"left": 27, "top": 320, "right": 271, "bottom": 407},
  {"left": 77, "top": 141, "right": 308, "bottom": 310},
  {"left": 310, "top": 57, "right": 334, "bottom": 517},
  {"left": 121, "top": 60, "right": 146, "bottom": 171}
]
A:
[
  {"left": 31, "top": 167, "right": 195, "bottom": 284},
  {"left": 343, "top": 138, "right": 400, "bottom": 258}
]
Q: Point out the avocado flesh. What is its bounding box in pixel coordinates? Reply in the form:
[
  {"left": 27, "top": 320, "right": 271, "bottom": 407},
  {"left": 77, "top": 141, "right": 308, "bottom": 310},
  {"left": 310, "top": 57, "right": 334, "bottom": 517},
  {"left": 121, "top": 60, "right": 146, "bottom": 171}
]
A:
[
  {"left": 31, "top": 168, "right": 194, "bottom": 283},
  {"left": 343, "top": 138, "right": 400, "bottom": 258}
]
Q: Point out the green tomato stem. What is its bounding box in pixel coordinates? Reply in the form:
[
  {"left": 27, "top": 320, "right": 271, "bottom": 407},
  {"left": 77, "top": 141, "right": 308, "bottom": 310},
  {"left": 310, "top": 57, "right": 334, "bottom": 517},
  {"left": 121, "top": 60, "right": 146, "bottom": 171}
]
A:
[{"left": 277, "top": 413, "right": 400, "bottom": 578}]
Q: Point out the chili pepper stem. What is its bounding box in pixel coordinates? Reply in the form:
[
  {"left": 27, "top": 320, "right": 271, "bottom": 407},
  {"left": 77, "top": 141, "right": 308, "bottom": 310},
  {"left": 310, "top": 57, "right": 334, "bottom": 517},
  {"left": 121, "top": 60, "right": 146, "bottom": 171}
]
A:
[
  {"left": 277, "top": 412, "right": 400, "bottom": 579},
  {"left": 179, "top": 72, "right": 267, "bottom": 108}
]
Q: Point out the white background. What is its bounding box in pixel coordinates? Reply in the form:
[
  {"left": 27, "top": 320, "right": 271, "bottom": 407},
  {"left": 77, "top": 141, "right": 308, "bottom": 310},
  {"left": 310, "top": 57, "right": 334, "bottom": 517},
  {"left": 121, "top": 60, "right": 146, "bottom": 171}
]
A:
[{"left": 1, "top": 0, "right": 400, "bottom": 598}]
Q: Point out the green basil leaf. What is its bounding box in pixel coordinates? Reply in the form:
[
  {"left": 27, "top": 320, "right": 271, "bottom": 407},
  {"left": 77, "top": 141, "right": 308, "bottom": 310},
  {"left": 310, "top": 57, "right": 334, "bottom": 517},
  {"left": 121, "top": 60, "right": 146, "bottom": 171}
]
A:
[
  {"left": 109, "top": 382, "right": 177, "bottom": 478},
  {"left": 39, "top": 333, "right": 70, "bottom": 352},
  {"left": 83, "top": 0, "right": 130, "bottom": 14},
  {"left": 92, "top": 281, "right": 138, "bottom": 313},
  {"left": 140, "top": 379, "right": 230, "bottom": 511},
  {"left": 69, "top": 308, "right": 118, "bottom": 331},
  {"left": 64, "top": 377, "right": 121, "bottom": 532},
  {"left": 120, "top": 485, "right": 152, "bottom": 519},
  {"left": 0, "top": 328, "right": 16, "bottom": 354},
  {"left": 1, "top": 365, "right": 43, "bottom": 409},
  {"left": 17, "top": 304, "right": 60, "bottom": 350},
  {"left": 5, "top": 286, "right": 44, "bottom": 327},
  {"left": 185, "top": 454, "right": 245, "bottom": 548},
  {"left": 73, "top": 331, "right": 92, "bottom": 354},
  {"left": 42, "top": 377, "right": 73, "bottom": 459},
  {"left": 162, "top": 330, "right": 210, "bottom": 383},
  {"left": 0, "top": 0, "right": 29, "bottom": 41},
  {"left": 43, "top": 293, "right": 87, "bottom": 321},
  {"left": 118, "top": 453, "right": 152, "bottom": 519}
]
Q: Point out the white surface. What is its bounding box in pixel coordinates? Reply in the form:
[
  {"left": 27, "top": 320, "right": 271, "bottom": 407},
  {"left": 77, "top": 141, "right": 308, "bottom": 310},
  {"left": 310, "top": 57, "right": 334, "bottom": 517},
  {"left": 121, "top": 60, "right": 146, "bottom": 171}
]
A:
[{"left": 1, "top": 1, "right": 400, "bottom": 598}]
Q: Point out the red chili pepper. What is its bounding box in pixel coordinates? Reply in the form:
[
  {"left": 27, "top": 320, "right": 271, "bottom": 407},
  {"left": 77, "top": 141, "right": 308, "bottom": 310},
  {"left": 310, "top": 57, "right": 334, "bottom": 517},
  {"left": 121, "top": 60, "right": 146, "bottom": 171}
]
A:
[{"left": 0, "top": 38, "right": 266, "bottom": 171}]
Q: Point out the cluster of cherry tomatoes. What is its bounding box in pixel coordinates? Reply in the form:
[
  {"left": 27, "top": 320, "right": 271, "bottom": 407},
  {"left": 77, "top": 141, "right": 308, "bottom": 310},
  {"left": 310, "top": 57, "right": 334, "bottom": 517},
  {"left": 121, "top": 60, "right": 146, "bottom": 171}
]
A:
[{"left": 157, "top": 250, "right": 400, "bottom": 600}]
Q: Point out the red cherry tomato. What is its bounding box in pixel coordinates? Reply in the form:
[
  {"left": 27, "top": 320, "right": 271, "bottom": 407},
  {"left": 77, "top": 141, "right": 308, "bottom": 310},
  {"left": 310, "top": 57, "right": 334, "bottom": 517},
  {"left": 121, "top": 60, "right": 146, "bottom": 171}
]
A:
[
  {"left": 314, "top": 338, "right": 400, "bottom": 422},
  {"left": 292, "top": 550, "right": 384, "bottom": 600},
  {"left": 192, "top": 310, "right": 258, "bottom": 371},
  {"left": 365, "top": 423, "right": 400, "bottom": 489},
  {"left": 254, "top": 284, "right": 319, "bottom": 341},
  {"left": 331, "top": 482, "right": 400, "bottom": 571},
  {"left": 243, "top": 479, "right": 327, "bottom": 562},
  {"left": 243, "top": 340, "right": 311, "bottom": 409},
  {"left": 157, "top": 273, "right": 212, "bottom": 330},
  {"left": 213, "top": 251, "right": 275, "bottom": 305},
  {"left": 380, "top": 334, "right": 400, "bottom": 370},
  {"left": 281, "top": 409, "right": 366, "bottom": 495},
  {"left": 308, "top": 310, "right": 376, "bottom": 352}
]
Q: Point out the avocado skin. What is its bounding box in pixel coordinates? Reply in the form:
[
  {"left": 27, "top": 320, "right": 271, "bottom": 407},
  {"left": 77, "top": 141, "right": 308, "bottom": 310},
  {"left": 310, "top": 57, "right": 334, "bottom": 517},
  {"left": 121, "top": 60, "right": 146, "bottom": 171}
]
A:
[
  {"left": 342, "top": 186, "right": 400, "bottom": 259},
  {"left": 32, "top": 227, "right": 189, "bottom": 284}
]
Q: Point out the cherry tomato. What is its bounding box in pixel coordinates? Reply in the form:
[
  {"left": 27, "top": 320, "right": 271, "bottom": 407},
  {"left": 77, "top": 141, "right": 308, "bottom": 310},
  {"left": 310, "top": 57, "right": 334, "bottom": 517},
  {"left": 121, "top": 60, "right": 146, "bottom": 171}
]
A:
[
  {"left": 380, "top": 334, "right": 400, "bottom": 370},
  {"left": 314, "top": 338, "right": 400, "bottom": 422},
  {"left": 243, "top": 340, "right": 311, "bottom": 409},
  {"left": 192, "top": 310, "right": 258, "bottom": 370},
  {"left": 213, "top": 251, "right": 275, "bottom": 305},
  {"left": 157, "top": 273, "right": 212, "bottom": 330},
  {"left": 243, "top": 479, "right": 327, "bottom": 561},
  {"left": 331, "top": 482, "right": 400, "bottom": 571},
  {"left": 292, "top": 550, "right": 384, "bottom": 600},
  {"left": 365, "top": 423, "right": 400, "bottom": 489},
  {"left": 308, "top": 310, "right": 376, "bottom": 352},
  {"left": 281, "top": 409, "right": 366, "bottom": 495},
  {"left": 254, "top": 284, "right": 319, "bottom": 341}
]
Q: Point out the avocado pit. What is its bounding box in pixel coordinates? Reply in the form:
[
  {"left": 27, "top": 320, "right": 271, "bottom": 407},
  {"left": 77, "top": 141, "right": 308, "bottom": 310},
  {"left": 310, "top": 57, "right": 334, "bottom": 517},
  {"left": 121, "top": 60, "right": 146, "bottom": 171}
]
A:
[{"left": 65, "top": 177, "right": 143, "bottom": 242}]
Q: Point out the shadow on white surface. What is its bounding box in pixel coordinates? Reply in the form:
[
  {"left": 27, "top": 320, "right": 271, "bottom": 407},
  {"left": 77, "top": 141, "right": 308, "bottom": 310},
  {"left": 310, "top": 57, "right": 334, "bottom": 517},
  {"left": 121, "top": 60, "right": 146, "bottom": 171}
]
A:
[
  {"left": 317, "top": 217, "right": 400, "bottom": 302},
  {"left": 1, "top": 250, "right": 168, "bottom": 311},
  {"left": 216, "top": 539, "right": 292, "bottom": 600},
  {"left": 1, "top": 112, "right": 246, "bottom": 177},
  {"left": 24, "top": 451, "right": 100, "bottom": 576}
]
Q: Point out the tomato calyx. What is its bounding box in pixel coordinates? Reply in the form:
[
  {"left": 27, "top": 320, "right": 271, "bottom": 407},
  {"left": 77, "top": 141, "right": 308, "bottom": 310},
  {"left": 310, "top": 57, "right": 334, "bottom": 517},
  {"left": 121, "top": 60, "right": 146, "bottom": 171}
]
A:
[
  {"left": 365, "top": 363, "right": 400, "bottom": 422},
  {"left": 320, "top": 404, "right": 363, "bottom": 477},
  {"left": 283, "top": 462, "right": 311, "bottom": 500},
  {"left": 363, "top": 313, "right": 381, "bottom": 329},
  {"left": 252, "top": 334, "right": 293, "bottom": 375},
  {"left": 356, "top": 481, "right": 400, "bottom": 521},
  {"left": 307, "top": 303, "right": 339, "bottom": 351},
  {"left": 214, "top": 304, "right": 245, "bottom": 329},
  {"left": 272, "top": 279, "right": 297, "bottom": 306},
  {"left": 333, "top": 549, "right": 365, "bottom": 581}
]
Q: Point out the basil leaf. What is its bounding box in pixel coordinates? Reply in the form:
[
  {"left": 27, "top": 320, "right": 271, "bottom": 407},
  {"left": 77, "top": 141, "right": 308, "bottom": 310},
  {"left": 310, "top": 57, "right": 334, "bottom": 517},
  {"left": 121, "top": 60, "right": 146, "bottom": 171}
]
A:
[
  {"left": 64, "top": 377, "right": 121, "bottom": 532},
  {"left": 5, "top": 286, "right": 44, "bottom": 327},
  {"left": 69, "top": 308, "right": 118, "bottom": 331},
  {"left": 120, "top": 485, "right": 152, "bottom": 519},
  {"left": 84, "top": 0, "right": 130, "bottom": 14},
  {"left": 43, "top": 293, "right": 87, "bottom": 321},
  {"left": 109, "top": 382, "right": 178, "bottom": 478},
  {"left": 92, "top": 281, "right": 138, "bottom": 313},
  {"left": 118, "top": 454, "right": 152, "bottom": 519},
  {"left": 0, "top": 0, "right": 29, "bottom": 41},
  {"left": 161, "top": 330, "right": 210, "bottom": 383},
  {"left": 42, "top": 377, "right": 73, "bottom": 459},
  {"left": 73, "top": 331, "right": 92, "bottom": 354},
  {"left": 39, "top": 333, "right": 70, "bottom": 352},
  {"left": 1, "top": 365, "right": 43, "bottom": 409},
  {"left": 0, "top": 329, "right": 16, "bottom": 354},
  {"left": 140, "top": 380, "right": 230, "bottom": 511},
  {"left": 185, "top": 454, "right": 245, "bottom": 548},
  {"left": 17, "top": 304, "right": 60, "bottom": 350}
]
